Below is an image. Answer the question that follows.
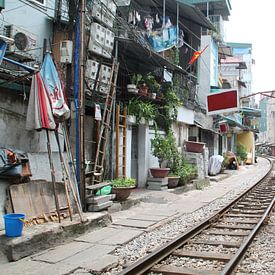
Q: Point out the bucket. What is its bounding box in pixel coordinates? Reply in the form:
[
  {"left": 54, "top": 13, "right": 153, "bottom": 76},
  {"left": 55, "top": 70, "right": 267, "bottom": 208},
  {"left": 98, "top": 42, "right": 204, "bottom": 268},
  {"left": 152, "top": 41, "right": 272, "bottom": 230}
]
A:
[{"left": 3, "top": 213, "right": 25, "bottom": 237}]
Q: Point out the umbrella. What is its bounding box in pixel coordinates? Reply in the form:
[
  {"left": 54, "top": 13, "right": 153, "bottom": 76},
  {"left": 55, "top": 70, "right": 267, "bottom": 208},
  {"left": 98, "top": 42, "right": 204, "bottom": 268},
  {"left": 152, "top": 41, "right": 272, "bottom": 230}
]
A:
[
  {"left": 26, "top": 72, "right": 56, "bottom": 130},
  {"left": 40, "top": 53, "right": 70, "bottom": 120}
]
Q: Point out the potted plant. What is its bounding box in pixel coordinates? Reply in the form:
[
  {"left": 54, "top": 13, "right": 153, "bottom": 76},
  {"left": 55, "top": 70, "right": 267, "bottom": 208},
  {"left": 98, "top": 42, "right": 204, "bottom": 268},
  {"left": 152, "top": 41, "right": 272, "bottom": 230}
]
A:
[
  {"left": 236, "top": 143, "right": 247, "bottom": 165},
  {"left": 184, "top": 140, "right": 205, "bottom": 153},
  {"left": 127, "top": 98, "right": 156, "bottom": 125},
  {"left": 167, "top": 172, "right": 180, "bottom": 188},
  {"left": 150, "top": 130, "right": 175, "bottom": 178},
  {"left": 145, "top": 73, "right": 161, "bottom": 99},
  {"left": 127, "top": 73, "right": 142, "bottom": 93},
  {"left": 111, "top": 177, "right": 136, "bottom": 201}
]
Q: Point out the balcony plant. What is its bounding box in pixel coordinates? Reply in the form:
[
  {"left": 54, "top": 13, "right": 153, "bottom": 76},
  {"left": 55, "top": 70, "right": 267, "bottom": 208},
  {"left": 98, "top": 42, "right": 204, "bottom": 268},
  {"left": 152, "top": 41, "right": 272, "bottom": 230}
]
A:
[
  {"left": 127, "top": 73, "right": 143, "bottom": 93},
  {"left": 111, "top": 177, "right": 136, "bottom": 201},
  {"left": 161, "top": 84, "right": 182, "bottom": 131},
  {"left": 128, "top": 98, "right": 156, "bottom": 125},
  {"left": 144, "top": 73, "right": 161, "bottom": 99}
]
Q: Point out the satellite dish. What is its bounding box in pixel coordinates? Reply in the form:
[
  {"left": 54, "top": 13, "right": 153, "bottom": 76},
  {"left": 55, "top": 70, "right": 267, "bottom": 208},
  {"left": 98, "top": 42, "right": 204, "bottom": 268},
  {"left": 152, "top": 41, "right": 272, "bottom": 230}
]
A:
[{"left": 14, "top": 32, "right": 28, "bottom": 51}]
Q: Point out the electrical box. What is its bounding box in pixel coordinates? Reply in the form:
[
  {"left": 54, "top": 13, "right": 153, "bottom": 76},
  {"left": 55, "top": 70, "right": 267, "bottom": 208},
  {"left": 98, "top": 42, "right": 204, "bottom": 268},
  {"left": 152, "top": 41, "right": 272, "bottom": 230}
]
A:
[
  {"left": 0, "top": 0, "right": 5, "bottom": 10},
  {"left": 60, "top": 40, "right": 73, "bottom": 64}
]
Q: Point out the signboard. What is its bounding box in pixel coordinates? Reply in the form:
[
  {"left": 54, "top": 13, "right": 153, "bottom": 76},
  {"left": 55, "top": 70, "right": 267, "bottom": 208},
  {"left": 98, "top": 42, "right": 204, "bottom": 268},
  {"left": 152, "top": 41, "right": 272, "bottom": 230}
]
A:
[
  {"left": 207, "top": 89, "right": 239, "bottom": 115},
  {"left": 219, "top": 121, "right": 229, "bottom": 134}
]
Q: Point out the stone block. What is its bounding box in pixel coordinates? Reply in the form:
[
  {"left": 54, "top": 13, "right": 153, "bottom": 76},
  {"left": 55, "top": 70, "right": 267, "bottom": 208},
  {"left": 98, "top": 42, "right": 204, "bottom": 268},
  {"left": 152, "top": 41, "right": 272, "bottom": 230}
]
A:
[
  {"left": 32, "top": 242, "right": 92, "bottom": 263},
  {"left": 146, "top": 177, "right": 168, "bottom": 184},
  {"left": 87, "top": 200, "right": 113, "bottom": 212},
  {"left": 86, "top": 194, "right": 115, "bottom": 204},
  {"left": 147, "top": 185, "right": 168, "bottom": 191}
]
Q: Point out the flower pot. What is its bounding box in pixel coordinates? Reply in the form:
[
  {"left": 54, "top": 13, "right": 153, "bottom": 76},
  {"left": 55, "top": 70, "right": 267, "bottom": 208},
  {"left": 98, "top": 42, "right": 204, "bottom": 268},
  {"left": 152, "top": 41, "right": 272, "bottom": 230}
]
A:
[
  {"left": 112, "top": 186, "right": 135, "bottom": 201},
  {"left": 150, "top": 168, "right": 170, "bottom": 178},
  {"left": 184, "top": 141, "right": 205, "bottom": 153},
  {"left": 127, "top": 115, "right": 136, "bottom": 125},
  {"left": 168, "top": 176, "right": 180, "bottom": 188},
  {"left": 127, "top": 84, "right": 138, "bottom": 93}
]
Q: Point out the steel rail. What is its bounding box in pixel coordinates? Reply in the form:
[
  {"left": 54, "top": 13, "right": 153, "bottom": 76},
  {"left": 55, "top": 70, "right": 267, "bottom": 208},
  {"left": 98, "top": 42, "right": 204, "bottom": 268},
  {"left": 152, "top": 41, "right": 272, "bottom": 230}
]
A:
[
  {"left": 118, "top": 158, "right": 273, "bottom": 275},
  {"left": 220, "top": 195, "right": 275, "bottom": 275}
]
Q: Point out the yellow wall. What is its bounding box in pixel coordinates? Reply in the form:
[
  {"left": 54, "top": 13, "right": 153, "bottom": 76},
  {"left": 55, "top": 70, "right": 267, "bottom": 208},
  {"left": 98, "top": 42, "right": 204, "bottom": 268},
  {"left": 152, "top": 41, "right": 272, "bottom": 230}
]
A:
[{"left": 236, "top": 131, "right": 255, "bottom": 164}]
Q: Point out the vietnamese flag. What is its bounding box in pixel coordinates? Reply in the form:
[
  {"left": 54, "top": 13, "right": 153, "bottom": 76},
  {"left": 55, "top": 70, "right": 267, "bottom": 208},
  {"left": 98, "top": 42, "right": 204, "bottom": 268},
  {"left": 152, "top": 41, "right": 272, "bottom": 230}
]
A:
[{"left": 188, "top": 45, "right": 208, "bottom": 65}]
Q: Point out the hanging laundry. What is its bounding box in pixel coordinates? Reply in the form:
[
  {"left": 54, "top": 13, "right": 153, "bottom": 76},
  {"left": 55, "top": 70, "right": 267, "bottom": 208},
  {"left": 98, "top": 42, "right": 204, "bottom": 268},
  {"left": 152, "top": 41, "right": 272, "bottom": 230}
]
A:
[
  {"left": 135, "top": 11, "right": 141, "bottom": 23},
  {"left": 144, "top": 16, "right": 154, "bottom": 31}
]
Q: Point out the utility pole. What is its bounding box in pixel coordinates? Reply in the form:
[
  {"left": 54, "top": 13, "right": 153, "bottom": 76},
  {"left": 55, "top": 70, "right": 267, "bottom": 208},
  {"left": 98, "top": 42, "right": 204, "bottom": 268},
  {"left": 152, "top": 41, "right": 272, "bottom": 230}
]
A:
[{"left": 79, "top": 0, "right": 86, "bottom": 210}]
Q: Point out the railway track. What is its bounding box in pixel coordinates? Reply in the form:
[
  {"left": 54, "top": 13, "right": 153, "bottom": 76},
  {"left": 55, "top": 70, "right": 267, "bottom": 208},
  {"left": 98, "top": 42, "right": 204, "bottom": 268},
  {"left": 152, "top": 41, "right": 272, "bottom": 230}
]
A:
[{"left": 118, "top": 159, "right": 275, "bottom": 275}]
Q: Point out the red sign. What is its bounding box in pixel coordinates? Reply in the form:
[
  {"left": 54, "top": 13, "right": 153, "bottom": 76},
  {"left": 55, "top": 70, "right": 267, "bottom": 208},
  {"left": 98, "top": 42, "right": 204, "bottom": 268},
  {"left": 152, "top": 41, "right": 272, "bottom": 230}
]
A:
[
  {"left": 219, "top": 122, "right": 229, "bottom": 134},
  {"left": 207, "top": 90, "right": 239, "bottom": 115}
]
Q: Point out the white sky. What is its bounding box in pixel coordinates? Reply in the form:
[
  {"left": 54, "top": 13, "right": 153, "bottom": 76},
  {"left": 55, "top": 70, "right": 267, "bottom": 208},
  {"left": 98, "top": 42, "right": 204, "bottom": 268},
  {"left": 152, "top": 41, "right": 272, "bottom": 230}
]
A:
[{"left": 224, "top": 0, "right": 275, "bottom": 94}]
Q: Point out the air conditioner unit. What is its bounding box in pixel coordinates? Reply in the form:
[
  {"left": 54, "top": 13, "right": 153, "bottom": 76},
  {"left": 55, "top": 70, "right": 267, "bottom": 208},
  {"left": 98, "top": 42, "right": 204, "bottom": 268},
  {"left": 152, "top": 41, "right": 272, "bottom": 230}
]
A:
[
  {"left": 4, "top": 25, "right": 37, "bottom": 61},
  {"left": 60, "top": 40, "right": 73, "bottom": 64}
]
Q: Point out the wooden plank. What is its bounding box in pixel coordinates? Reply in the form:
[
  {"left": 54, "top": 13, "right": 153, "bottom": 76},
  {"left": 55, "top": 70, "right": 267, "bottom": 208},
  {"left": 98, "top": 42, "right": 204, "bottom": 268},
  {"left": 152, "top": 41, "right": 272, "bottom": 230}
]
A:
[
  {"left": 151, "top": 264, "right": 220, "bottom": 275},
  {"left": 85, "top": 182, "right": 112, "bottom": 191},
  {"left": 192, "top": 240, "right": 241, "bottom": 248},
  {"left": 222, "top": 218, "right": 258, "bottom": 224},
  {"left": 213, "top": 224, "right": 254, "bottom": 230},
  {"left": 173, "top": 250, "right": 232, "bottom": 261},
  {"left": 10, "top": 181, "right": 68, "bottom": 220},
  {"left": 225, "top": 213, "right": 262, "bottom": 218},
  {"left": 207, "top": 230, "right": 249, "bottom": 236},
  {"left": 231, "top": 209, "right": 265, "bottom": 215}
]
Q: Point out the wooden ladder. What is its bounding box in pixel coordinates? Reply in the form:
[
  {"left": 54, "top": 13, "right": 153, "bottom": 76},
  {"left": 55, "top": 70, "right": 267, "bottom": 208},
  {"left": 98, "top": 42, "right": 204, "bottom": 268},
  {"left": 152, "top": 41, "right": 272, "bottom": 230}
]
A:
[
  {"left": 90, "top": 59, "right": 120, "bottom": 185},
  {"left": 116, "top": 104, "right": 127, "bottom": 178}
]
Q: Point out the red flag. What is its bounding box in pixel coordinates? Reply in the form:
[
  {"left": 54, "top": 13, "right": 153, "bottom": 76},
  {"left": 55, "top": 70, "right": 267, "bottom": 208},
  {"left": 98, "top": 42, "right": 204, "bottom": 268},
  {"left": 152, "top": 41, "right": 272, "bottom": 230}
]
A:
[{"left": 188, "top": 45, "right": 208, "bottom": 65}]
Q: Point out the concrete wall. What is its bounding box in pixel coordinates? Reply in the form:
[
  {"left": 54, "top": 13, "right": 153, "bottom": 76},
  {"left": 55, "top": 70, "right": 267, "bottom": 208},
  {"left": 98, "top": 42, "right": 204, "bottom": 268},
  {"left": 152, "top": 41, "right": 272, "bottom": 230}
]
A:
[{"left": 197, "top": 35, "right": 218, "bottom": 108}]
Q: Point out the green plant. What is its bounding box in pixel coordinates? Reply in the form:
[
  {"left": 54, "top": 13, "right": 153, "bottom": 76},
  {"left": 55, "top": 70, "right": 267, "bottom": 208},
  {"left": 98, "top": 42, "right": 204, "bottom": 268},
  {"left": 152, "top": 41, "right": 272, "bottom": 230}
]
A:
[
  {"left": 171, "top": 47, "right": 180, "bottom": 66},
  {"left": 222, "top": 152, "right": 230, "bottom": 168},
  {"left": 151, "top": 131, "right": 177, "bottom": 169},
  {"left": 161, "top": 85, "right": 182, "bottom": 131},
  {"left": 128, "top": 98, "right": 156, "bottom": 124},
  {"left": 131, "top": 74, "right": 143, "bottom": 86},
  {"left": 112, "top": 177, "right": 136, "bottom": 188},
  {"left": 236, "top": 143, "right": 247, "bottom": 161},
  {"left": 151, "top": 130, "right": 175, "bottom": 168},
  {"left": 144, "top": 73, "right": 161, "bottom": 93}
]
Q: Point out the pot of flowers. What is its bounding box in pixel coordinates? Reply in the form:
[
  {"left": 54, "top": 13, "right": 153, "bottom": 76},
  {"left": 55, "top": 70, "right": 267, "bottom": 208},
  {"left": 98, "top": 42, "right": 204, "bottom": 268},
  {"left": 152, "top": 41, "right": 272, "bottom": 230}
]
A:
[
  {"left": 111, "top": 177, "right": 136, "bottom": 201},
  {"left": 167, "top": 173, "right": 180, "bottom": 188}
]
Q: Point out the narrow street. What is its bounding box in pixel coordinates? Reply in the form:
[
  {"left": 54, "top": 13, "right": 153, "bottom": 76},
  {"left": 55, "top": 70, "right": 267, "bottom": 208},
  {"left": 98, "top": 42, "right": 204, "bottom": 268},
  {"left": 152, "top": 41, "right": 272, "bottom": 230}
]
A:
[{"left": 0, "top": 158, "right": 272, "bottom": 274}]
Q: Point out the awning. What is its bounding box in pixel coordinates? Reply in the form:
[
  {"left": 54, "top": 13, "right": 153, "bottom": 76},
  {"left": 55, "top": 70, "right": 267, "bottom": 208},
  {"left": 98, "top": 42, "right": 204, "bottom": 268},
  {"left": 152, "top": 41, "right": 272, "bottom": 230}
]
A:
[
  {"left": 218, "top": 45, "right": 232, "bottom": 58},
  {"left": 182, "top": 0, "right": 232, "bottom": 20},
  {"left": 116, "top": 37, "right": 191, "bottom": 75},
  {"left": 193, "top": 120, "right": 219, "bottom": 134},
  {"left": 240, "top": 107, "right": 261, "bottom": 117},
  {"left": 176, "top": 1, "right": 215, "bottom": 30},
  {"left": 134, "top": 0, "right": 215, "bottom": 30}
]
